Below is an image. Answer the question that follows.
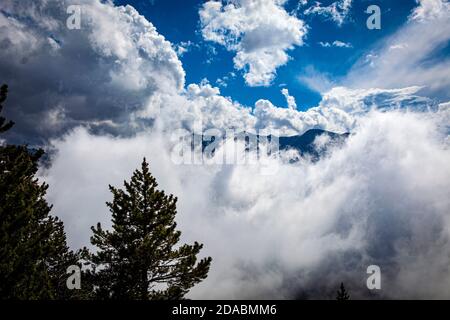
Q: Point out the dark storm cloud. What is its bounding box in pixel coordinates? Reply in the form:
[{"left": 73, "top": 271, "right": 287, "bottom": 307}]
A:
[{"left": 0, "top": 0, "right": 185, "bottom": 144}]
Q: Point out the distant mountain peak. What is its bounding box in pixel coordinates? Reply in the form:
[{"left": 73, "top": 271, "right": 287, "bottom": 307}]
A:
[{"left": 196, "top": 128, "right": 349, "bottom": 162}]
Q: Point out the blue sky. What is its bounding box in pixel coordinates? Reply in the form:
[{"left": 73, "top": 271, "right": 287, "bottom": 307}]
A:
[{"left": 115, "top": 0, "right": 419, "bottom": 110}]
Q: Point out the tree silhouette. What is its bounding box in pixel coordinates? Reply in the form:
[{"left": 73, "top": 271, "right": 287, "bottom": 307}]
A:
[
  {"left": 85, "top": 159, "right": 212, "bottom": 299},
  {"left": 0, "top": 146, "right": 81, "bottom": 299},
  {"left": 336, "top": 282, "right": 350, "bottom": 300},
  {"left": 0, "top": 84, "right": 81, "bottom": 299}
]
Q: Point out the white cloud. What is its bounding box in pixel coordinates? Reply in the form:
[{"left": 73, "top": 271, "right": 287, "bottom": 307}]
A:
[
  {"left": 215, "top": 71, "right": 236, "bottom": 88},
  {"left": 250, "top": 85, "right": 435, "bottom": 136},
  {"left": 281, "top": 88, "right": 297, "bottom": 110},
  {"left": 331, "top": 40, "right": 352, "bottom": 48},
  {"left": 388, "top": 43, "right": 408, "bottom": 51},
  {"left": 136, "top": 79, "right": 422, "bottom": 137},
  {"left": 170, "top": 80, "right": 435, "bottom": 136},
  {"left": 199, "top": 0, "right": 307, "bottom": 86},
  {"left": 216, "top": 78, "right": 228, "bottom": 88},
  {"left": 345, "top": 2, "right": 450, "bottom": 100},
  {"left": 0, "top": 0, "right": 185, "bottom": 142},
  {"left": 318, "top": 86, "right": 431, "bottom": 113},
  {"left": 410, "top": 0, "right": 450, "bottom": 21},
  {"left": 42, "top": 105, "right": 450, "bottom": 299},
  {"left": 304, "top": 0, "right": 353, "bottom": 26},
  {"left": 253, "top": 97, "right": 353, "bottom": 134},
  {"left": 175, "top": 40, "right": 198, "bottom": 57},
  {"left": 134, "top": 81, "right": 256, "bottom": 134},
  {"left": 318, "top": 42, "right": 331, "bottom": 47},
  {"left": 292, "top": 0, "right": 310, "bottom": 15},
  {"left": 83, "top": 2, "right": 185, "bottom": 92},
  {"left": 319, "top": 40, "right": 352, "bottom": 48},
  {"left": 297, "top": 66, "right": 335, "bottom": 94},
  {"left": 175, "top": 45, "right": 189, "bottom": 57}
]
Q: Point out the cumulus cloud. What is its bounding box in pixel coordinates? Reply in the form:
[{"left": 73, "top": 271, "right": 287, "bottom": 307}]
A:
[
  {"left": 281, "top": 88, "right": 297, "bottom": 110},
  {"left": 135, "top": 81, "right": 256, "bottom": 134},
  {"left": 304, "top": 0, "right": 353, "bottom": 26},
  {"left": 199, "top": 0, "right": 307, "bottom": 86},
  {"left": 249, "top": 85, "right": 435, "bottom": 135},
  {"left": 0, "top": 0, "right": 184, "bottom": 143},
  {"left": 136, "top": 80, "right": 428, "bottom": 137},
  {"left": 132, "top": 79, "right": 358, "bottom": 136},
  {"left": 252, "top": 98, "right": 351, "bottom": 135}
]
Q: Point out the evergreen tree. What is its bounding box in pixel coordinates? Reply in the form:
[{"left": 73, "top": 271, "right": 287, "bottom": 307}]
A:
[
  {"left": 336, "top": 282, "right": 350, "bottom": 300},
  {"left": 0, "top": 145, "right": 82, "bottom": 299},
  {"left": 0, "top": 85, "right": 80, "bottom": 299},
  {"left": 85, "top": 159, "right": 212, "bottom": 299}
]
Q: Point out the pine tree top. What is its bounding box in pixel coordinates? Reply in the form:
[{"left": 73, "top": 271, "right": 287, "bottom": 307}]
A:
[
  {"left": 87, "top": 158, "right": 212, "bottom": 300},
  {"left": 336, "top": 282, "right": 350, "bottom": 300}
]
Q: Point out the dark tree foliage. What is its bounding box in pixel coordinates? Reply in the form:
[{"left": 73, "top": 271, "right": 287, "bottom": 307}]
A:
[
  {"left": 0, "top": 145, "right": 82, "bottom": 299},
  {"left": 0, "top": 85, "right": 81, "bottom": 299},
  {"left": 85, "top": 159, "right": 212, "bottom": 300},
  {"left": 0, "top": 85, "right": 14, "bottom": 133},
  {"left": 336, "top": 282, "right": 350, "bottom": 300}
]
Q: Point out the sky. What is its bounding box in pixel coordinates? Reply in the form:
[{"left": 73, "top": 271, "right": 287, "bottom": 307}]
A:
[
  {"left": 115, "top": 0, "right": 419, "bottom": 109},
  {"left": 1, "top": 0, "right": 449, "bottom": 144},
  {"left": 1, "top": 0, "right": 450, "bottom": 299}
]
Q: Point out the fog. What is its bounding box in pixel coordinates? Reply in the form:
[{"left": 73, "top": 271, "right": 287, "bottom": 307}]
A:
[{"left": 42, "top": 107, "right": 450, "bottom": 299}]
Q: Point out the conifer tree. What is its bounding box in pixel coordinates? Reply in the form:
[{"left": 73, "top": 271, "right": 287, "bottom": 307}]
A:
[
  {"left": 0, "top": 146, "right": 82, "bottom": 299},
  {"left": 85, "top": 159, "right": 212, "bottom": 299},
  {"left": 336, "top": 282, "right": 350, "bottom": 300},
  {"left": 0, "top": 85, "right": 80, "bottom": 299}
]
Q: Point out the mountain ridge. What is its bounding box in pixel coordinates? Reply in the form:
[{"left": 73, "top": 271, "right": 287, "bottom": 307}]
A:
[{"left": 198, "top": 128, "right": 350, "bottom": 162}]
